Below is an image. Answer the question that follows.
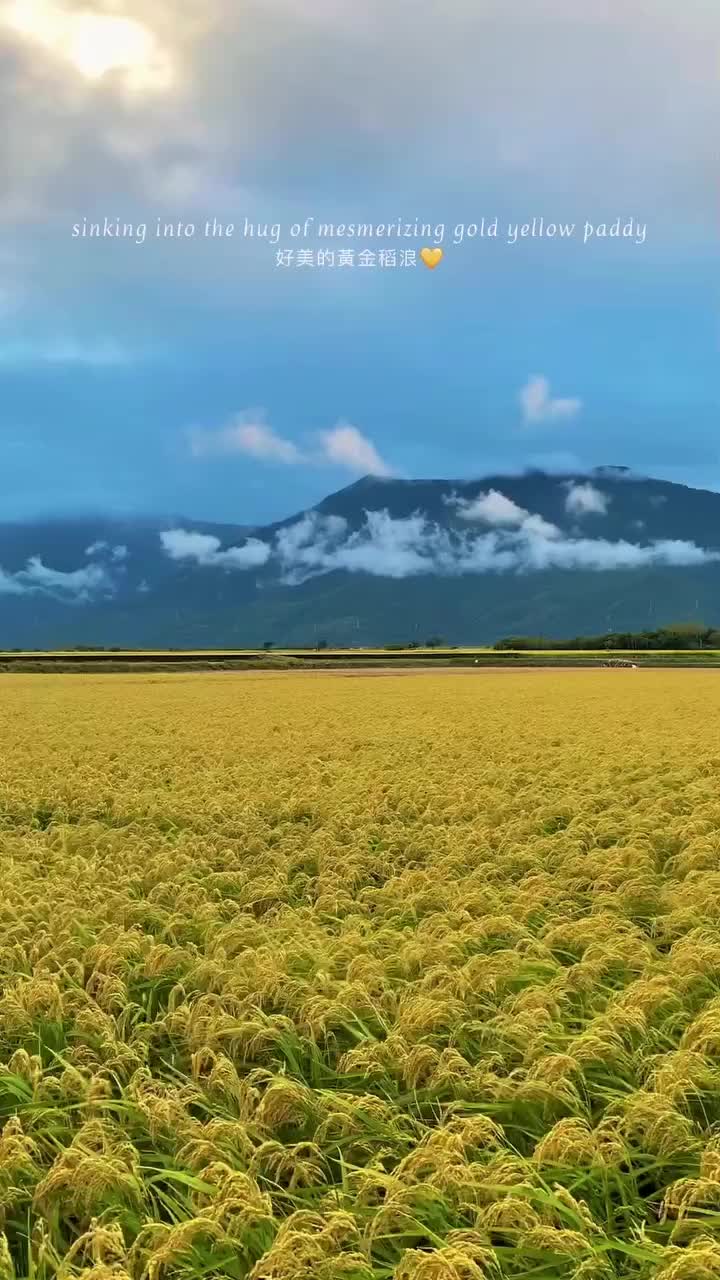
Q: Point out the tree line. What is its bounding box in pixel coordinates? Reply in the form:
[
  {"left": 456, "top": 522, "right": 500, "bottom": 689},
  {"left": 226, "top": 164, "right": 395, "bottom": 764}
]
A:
[{"left": 494, "top": 622, "right": 720, "bottom": 651}]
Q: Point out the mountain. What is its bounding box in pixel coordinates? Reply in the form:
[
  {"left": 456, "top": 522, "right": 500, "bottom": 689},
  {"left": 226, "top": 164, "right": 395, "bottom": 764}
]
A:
[{"left": 2, "top": 468, "right": 720, "bottom": 647}]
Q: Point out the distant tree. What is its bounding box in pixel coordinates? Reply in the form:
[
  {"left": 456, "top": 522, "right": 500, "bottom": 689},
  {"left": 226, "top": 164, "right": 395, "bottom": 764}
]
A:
[
  {"left": 658, "top": 621, "right": 711, "bottom": 649},
  {"left": 494, "top": 636, "right": 547, "bottom": 651},
  {"left": 263, "top": 640, "right": 275, "bottom": 651},
  {"left": 316, "top": 638, "right": 329, "bottom": 650},
  {"left": 425, "top": 635, "right": 446, "bottom": 649},
  {"left": 494, "top": 623, "right": 720, "bottom": 652}
]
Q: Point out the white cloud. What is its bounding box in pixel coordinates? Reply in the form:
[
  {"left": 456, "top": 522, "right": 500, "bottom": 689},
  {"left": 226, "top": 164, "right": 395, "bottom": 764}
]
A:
[
  {"left": 15, "top": 508, "right": 716, "bottom": 605},
  {"left": 0, "top": 555, "right": 114, "bottom": 599},
  {"left": 317, "top": 423, "right": 394, "bottom": 477},
  {"left": 189, "top": 413, "right": 394, "bottom": 477},
  {"left": 160, "top": 530, "right": 218, "bottom": 561},
  {"left": 520, "top": 513, "right": 562, "bottom": 540},
  {"left": 190, "top": 416, "right": 303, "bottom": 464},
  {"left": 274, "top": 512, "right": 348, "bottom": 577},
  {"left": 520, "top": 376, "right": 582, "bottom": 425},
  {"left": 20, "top": 557, "right": 111, "bottom": 594},
  {"left": 516, "top": 536, "right": 713, "bottom": 572},
  {"left": 235, "top": 423, "right": 303, "bottom": 464},
  {"left": 159, "top": 528, "right": 271, "bottom": 568},
  {"left": 216, "top": 540, "right": 270, "bottom": 568},
  {"left": 447, "top": 488, "right": 560, "bottom": 540},
  {"left": 564, "top": 481, "right": 609, "bottom": 516},
  {"left": 0, "top": 567, "right": 27, "bottom": 595},
  {"left": 271, "top": 507, "right": 719, "bottom": 582},
  {"left": 450, "top": 488, "right": 527, "bottom": 526},
  {"left": 275, "top": 510, "right": 450, "bottom": 581},
  {"left": 85, "top": 540, "right": 129, "bottom": 561}
]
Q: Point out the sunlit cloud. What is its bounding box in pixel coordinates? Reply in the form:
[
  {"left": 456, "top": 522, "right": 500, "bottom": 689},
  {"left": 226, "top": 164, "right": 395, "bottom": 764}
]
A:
[
  {"left": 1, "top": 0, "right": 173, "bottom": 91},
  {"left": 189, "top": 413, "right": 396, "bottom": 477}
]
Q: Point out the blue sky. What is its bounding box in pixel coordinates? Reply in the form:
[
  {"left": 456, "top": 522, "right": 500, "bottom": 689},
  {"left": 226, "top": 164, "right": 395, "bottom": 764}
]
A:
[{"left": 0, "top": 0, "right": 717, "bottom": 524}]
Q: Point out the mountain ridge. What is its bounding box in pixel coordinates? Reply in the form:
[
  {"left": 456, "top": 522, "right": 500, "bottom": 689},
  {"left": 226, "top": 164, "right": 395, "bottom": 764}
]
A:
[{"left": 2, "top": 468, "right": 719, "bottom": 647}]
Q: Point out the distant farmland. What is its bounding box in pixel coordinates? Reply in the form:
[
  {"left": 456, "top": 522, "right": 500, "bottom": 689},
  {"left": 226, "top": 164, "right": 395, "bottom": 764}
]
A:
[{"left": 3, "top": 646, "right": 720, "bottom": 670}]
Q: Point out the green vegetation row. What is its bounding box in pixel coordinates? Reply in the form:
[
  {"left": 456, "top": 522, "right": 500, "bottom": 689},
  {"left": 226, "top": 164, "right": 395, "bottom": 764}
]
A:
[
  {"left": 495, "top": 623, "right": 720, "bottom": 652},
  {"left": 5, "top": 654, "right": 720, "bottom": 675}
]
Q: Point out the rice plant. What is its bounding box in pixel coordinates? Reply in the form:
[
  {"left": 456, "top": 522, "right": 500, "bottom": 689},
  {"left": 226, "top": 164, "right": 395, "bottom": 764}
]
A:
[{"left": 0, "top": 670, "right": 719, "bottom": 1277}]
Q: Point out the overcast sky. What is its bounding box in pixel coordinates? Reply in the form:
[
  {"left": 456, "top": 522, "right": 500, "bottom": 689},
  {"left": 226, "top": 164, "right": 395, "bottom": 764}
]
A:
[{"left": 0, "top": 0, "right": 717, "bottom": 523}]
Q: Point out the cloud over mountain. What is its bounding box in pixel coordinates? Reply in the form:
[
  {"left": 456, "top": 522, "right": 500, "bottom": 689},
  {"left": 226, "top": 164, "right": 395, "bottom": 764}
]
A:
[
  {"left": 4, "top": 468, "right": 720, "bottom": 646},
  {"left": 564, "top": 482, "right": 610, "bottom": 516},
  {"left": 159, "top": 529, "right": 271, "bottom": 568},
  {"left": 158, "top": 483, "right": 720, "bottom": 585},
  {"left": 0, "top": 557, "right": 113, "bottom": 600}
]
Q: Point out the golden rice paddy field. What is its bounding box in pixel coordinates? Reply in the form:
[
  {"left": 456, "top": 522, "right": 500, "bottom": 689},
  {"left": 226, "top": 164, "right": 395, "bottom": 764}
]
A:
[{"left": 2, "top": 670, "right": 720, "bottom": 1280}]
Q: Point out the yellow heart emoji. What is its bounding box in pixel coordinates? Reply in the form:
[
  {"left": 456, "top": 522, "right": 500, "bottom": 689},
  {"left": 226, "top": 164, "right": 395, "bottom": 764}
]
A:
[{"left": 420, "top": 246, "right": 443, "bottom": 269}]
